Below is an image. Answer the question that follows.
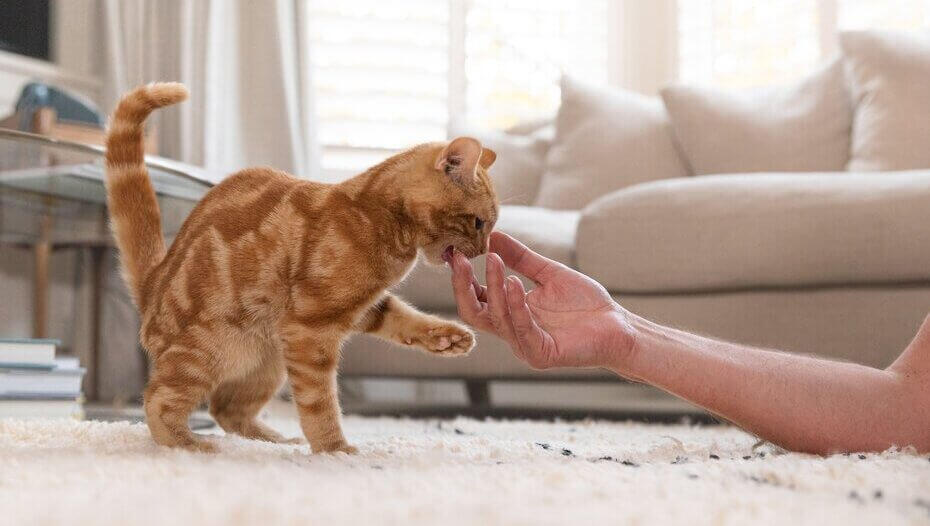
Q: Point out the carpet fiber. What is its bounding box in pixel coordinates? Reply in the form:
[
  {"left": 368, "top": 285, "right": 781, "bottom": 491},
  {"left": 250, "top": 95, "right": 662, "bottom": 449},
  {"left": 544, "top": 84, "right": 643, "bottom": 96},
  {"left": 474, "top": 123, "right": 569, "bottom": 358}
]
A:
[{"left": 1, "top": 415, "right": 929, "bottom": 525}]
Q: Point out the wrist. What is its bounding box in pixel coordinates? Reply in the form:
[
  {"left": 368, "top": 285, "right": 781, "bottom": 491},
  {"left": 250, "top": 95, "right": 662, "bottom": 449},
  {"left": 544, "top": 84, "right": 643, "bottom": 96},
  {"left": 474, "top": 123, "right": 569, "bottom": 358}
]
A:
[{"left": 602, "top": 308, "right": 655, "bottom": 379}]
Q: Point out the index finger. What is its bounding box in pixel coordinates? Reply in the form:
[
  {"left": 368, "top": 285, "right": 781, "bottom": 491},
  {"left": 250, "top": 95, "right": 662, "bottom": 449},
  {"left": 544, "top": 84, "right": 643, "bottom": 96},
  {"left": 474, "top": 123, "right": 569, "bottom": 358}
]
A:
[
  {"left": 450, "top": 251, "right": 483, "bottom": 320},
  {"left": 489, "top": 231, "right": 558, "bottom": 284}
]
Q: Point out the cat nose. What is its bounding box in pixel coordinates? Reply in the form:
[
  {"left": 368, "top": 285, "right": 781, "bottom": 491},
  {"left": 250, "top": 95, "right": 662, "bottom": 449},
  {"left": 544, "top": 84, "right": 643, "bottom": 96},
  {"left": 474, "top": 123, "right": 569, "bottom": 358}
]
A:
[{"left": 479, "top": 234, "right": 490, "bottom": 255}]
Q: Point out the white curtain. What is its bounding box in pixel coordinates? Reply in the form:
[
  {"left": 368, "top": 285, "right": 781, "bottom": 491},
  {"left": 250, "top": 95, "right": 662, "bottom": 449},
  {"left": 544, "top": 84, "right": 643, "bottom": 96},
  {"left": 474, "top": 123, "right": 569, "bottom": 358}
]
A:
[
  {"left": 100, "top": 0, "right": 320, "bottom": 180},
  {"left": 94, "top": 0, "right": 320, "bottom": 400}
]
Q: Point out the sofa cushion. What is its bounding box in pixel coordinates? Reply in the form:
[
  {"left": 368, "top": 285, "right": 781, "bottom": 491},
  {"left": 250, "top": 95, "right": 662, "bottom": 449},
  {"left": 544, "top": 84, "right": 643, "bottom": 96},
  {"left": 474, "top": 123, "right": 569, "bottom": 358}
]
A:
[
  {"left": 841, "top": 31, "right": 930, "bottom": 171},
  {"left": 576, "top": 171, "right": 930, "bottom": 293},
  {"left": 395, "top": 206, "right": 580, "bottom": 310},
  {"left": 660, "top": 60, "right": 852, "bottom": 175},
  {"left": 448, "top": 121, "right": 552, "bottom": 206},
  {"left": 533, "top": 76, "right": 690, "bottom": 210}
]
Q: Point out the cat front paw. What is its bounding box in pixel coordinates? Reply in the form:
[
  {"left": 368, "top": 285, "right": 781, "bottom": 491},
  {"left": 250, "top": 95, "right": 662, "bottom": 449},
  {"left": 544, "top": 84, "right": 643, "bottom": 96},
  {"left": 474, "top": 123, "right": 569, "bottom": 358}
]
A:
[
  {"left": 410, "top": 322, "right": 475, "bottom": 356},
  {"left": 317, "top": 441, "right": 358, "bottom": 455}
]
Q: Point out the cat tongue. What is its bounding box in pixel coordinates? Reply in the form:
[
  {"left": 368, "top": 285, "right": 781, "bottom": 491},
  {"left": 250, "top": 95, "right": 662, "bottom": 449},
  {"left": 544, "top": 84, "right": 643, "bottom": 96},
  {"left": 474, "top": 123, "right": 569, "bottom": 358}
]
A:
[{"left": 442, "top": 245, "right": 455, "bottom": 264}]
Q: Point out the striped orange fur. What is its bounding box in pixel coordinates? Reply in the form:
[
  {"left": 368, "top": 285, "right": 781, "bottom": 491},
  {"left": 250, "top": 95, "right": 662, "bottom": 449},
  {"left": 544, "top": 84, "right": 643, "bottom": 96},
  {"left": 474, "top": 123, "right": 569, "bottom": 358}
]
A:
[{"left": 105, "top": 83, "right": 498, "bottom": 453}]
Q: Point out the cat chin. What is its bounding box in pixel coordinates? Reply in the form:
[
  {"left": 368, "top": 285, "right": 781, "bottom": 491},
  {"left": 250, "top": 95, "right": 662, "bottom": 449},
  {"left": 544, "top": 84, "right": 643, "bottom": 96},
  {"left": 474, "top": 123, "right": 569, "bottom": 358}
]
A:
[
  {"left": 419, "top": 245, "right": 461, "bottom": 267},
  {"left": 442, "top": 245, "right": 455, "bottom": 264},
  {"left": 418, "top": 248, "right": 447, "bottom": 267}
]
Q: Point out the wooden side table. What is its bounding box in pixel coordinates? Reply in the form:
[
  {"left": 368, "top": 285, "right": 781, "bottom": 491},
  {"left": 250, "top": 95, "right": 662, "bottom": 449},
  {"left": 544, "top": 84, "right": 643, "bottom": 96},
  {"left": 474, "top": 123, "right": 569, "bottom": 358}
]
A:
[
  {"left": 0, "top": 128, "right": 213, "bottom": 400},
  {"left": 0, "top": 108, "right": 159, "bottom": 339}
]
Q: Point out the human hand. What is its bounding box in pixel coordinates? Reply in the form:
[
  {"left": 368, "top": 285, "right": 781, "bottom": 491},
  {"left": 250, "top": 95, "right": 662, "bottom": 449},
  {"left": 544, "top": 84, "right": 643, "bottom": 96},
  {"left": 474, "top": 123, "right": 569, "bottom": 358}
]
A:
[{"left": 450, "top": 231, "right": 637, "bottom": 370}]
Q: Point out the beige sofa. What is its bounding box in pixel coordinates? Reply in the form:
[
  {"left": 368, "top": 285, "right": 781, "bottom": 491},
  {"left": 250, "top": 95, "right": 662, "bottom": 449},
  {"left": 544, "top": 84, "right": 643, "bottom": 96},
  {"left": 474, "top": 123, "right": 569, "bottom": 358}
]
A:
[
  {"left": 342, "top": 30, "right": 930, "bottom": 401},
  {"left": 343, "top": 173, "right": 930, "bottom": 380}
]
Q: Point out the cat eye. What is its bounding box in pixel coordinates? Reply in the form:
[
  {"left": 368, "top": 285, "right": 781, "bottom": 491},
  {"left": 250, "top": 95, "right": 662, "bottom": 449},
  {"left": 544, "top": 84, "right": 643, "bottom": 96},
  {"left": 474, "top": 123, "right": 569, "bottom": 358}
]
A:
[{"left": 474, "top": 217, "right": 485, "bottom": 230}]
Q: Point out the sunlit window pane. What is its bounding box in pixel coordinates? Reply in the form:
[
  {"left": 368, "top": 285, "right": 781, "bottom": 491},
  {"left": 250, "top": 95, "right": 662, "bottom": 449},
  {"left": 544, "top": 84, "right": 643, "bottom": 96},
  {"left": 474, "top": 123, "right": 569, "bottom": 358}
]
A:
[
  {"left": 678, "top": 0, "right": 930, "bottom": 89},
  {"left": 677, "top": 0, "right": 821, "bottom": 87},
  {"left": 307, "top": 0, "right": 608, "bottom": 174},
  {"left": 465, "top": 0, "right": 607, "bottom": 129},
  {"left": 307, "top": 0, "right": 450, "bottom": 153},
  {"left": 837, "top": 0, "right": 930, "bottom": 30}
]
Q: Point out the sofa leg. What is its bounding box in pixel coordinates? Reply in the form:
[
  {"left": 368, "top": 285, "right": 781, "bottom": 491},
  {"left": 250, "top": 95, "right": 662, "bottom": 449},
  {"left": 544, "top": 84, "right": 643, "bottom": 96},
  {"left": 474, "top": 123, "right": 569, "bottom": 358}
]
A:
[{"left": 465, "top": 380, "right": 491, "bottom": 407}]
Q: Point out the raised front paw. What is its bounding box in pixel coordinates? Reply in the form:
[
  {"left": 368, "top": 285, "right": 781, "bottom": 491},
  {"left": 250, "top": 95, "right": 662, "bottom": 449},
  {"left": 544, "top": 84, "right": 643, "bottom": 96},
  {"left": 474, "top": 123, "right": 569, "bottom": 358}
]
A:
[{"left": 404, "top": 322, "right": 475, "bottom": 356}]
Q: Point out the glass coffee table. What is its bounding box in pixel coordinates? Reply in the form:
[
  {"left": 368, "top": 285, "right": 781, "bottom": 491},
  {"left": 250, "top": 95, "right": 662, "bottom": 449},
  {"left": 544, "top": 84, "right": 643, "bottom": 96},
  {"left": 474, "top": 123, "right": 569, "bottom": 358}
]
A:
[{"left": 0, "top": 127, "right": 214, "bottom": 406}]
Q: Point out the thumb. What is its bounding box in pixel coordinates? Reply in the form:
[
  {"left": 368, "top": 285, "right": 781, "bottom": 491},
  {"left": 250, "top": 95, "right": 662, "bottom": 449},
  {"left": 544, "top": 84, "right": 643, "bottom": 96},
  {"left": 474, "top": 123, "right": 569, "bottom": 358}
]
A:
[{"left": 490, "top": 231, "right": 558, "bottom": 285}]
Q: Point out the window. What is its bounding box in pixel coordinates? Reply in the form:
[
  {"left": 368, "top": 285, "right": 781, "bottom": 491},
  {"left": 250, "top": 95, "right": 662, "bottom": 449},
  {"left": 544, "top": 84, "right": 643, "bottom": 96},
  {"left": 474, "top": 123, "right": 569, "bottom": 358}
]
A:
[
  {"left": 307, "top": 1, "right": 449, "bottom": 173},
  {"left": 836, "top": 0, "right": 930, "bottom": 31},
  {"left": 464, "top": 0, "right": 607, "bottom": 130},
  {"left": 307, "top": 0, "right": 607, "bottom": 176},
  {"left": 678, "top": 0, "right": 930, "bottom": 88},
  {"left": 677, "top": 1, "right": 821, "bottom": 88}
]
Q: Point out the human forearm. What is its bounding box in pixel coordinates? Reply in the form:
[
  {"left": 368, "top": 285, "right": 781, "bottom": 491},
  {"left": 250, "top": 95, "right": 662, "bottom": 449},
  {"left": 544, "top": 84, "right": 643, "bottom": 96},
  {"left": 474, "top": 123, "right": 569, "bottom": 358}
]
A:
[
  {"left": 451, "top": 233, "right": 930, "bottom": 453},
  {"left": 609, "top": 316, "right": 929, "bottom": 454}
]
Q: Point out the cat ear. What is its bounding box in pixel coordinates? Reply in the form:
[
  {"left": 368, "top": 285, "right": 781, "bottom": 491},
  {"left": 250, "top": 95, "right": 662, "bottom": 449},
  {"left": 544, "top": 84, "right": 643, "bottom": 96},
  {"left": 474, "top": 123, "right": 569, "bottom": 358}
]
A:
[
  {"left": 435, "top": 136, "right": 482, "bottom": 184},
  {"left": 479, "top": 147, "right": 497, "bottom": 169}
]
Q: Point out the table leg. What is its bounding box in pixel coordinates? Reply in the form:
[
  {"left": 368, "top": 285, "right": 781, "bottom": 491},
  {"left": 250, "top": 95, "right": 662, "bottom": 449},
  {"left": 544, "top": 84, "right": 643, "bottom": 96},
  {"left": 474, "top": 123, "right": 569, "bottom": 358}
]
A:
[
  {"left": 87, "top": 246, "right": 105, "bottom": 402},
  {"left": 31, "top": 213, "right": 52, "bottom": 339}
]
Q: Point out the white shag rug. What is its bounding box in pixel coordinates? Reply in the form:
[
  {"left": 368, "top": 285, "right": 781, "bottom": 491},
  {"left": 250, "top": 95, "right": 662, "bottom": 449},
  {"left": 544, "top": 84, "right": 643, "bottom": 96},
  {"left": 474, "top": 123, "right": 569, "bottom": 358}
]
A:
[{"left": 1, "top": 415, "right": 929, "bottom": 525}]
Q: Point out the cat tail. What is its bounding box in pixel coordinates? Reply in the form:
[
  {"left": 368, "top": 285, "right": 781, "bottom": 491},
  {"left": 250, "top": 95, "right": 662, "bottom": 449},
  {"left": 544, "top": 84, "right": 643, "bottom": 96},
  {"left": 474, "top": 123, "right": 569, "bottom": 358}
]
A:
[{"left": 104, "top": 82, "right": 188, "bottom": 304}]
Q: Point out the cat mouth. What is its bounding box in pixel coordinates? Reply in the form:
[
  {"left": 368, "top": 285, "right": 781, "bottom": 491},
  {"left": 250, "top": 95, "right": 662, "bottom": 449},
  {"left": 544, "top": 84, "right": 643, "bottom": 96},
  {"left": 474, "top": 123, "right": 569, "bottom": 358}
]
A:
[{"left": 441, "top": 245, "right": 455, "bottom": 264}]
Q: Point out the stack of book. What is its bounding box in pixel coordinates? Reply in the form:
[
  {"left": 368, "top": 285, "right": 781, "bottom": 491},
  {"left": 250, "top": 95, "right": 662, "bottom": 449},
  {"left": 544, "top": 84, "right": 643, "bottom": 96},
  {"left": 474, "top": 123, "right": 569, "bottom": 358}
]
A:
[{"left": 0, "top": 338, "right": 85, "bottom": 420}]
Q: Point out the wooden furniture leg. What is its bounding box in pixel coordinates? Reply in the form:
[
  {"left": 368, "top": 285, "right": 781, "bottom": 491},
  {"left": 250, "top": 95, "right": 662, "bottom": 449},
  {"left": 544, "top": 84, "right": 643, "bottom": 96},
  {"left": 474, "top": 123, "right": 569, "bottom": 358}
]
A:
[
  {"left": 32, "top": 212, "right": 52, "bottom": 339},
  {"left": 87, "top": 246, "right": 105, "bottom": 401},
  {"left": 465, "top": 380, "right": 491, "bottom": 407}
]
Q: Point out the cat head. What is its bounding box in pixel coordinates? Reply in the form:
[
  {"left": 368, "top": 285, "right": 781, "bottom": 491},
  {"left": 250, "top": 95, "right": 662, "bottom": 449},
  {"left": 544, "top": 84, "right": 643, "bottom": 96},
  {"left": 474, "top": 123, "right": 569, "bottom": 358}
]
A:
[{"left": 401, "top": 137, "right": 499, "bottom": 265}]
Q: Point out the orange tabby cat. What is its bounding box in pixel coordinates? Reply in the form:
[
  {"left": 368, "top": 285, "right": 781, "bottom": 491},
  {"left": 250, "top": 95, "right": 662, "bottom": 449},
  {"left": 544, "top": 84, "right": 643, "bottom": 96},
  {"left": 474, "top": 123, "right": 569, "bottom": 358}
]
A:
[{"left": 104, "top": 83, "right": 498, "bottom": 453}]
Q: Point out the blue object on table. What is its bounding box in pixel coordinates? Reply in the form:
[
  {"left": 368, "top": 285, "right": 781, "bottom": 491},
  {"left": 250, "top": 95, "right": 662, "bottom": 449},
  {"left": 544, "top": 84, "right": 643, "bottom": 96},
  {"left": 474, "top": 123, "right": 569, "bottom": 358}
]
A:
[{"left": 14, "top": 82, "right": 103, "bottom": 131}]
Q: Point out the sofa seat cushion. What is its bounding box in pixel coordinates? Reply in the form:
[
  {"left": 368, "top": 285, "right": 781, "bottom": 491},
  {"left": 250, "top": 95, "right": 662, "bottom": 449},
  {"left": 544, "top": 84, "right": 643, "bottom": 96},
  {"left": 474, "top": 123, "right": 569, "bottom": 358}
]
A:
[
  {"left": 395, "top": 206, "right": 580, "bottom": 310},
  {"left": 576, "top": 171, "right": 930, "bottom": 293}
]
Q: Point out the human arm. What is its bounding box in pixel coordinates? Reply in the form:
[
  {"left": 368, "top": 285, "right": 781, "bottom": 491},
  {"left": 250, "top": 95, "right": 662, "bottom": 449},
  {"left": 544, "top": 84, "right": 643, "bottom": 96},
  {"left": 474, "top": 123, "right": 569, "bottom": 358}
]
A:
[
  {"left": 626, "top": 316, "right": 930, "bottom": 454},
  {"left": 451, "top": 232, "right": 930, "bottom": 454}
]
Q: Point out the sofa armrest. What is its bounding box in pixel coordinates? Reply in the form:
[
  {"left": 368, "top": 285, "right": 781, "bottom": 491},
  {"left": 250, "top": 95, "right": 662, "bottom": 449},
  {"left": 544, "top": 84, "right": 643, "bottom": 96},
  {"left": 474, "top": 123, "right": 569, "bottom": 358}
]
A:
[{"left": 576, "top": 171, "right": 930, "bottom": 293}]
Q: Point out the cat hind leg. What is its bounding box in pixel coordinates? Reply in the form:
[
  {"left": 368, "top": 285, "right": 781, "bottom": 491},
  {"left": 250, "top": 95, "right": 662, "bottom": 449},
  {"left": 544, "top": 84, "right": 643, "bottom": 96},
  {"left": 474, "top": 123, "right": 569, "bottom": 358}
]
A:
[{"left": 144, "top": 345, "right": 218, "bottom": 452}]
